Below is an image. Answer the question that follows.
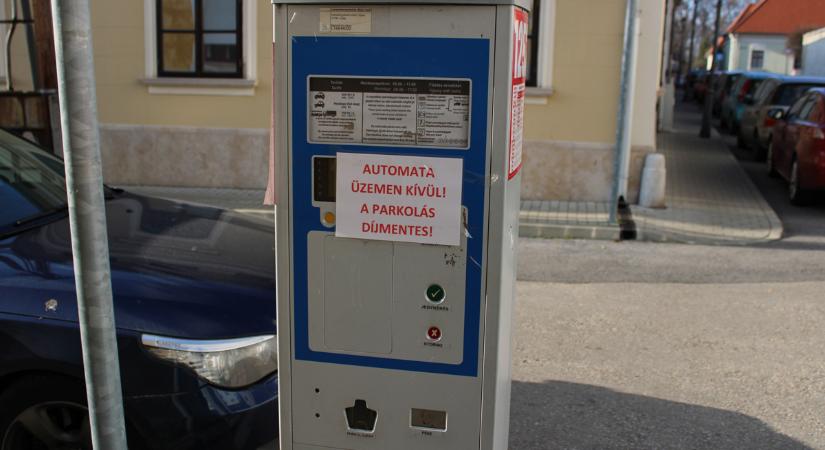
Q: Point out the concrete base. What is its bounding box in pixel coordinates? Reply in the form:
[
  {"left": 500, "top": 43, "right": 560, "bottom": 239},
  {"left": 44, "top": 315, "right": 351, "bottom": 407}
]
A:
[
  {"left": 100, "top": 125, "right": 655, "bottom": 205},
  {"left": 658, "top": 81, "right": 675, "bottom": 132},
  {"left": 99, "top": 124, "right": 269, "bottom": 189},
  {"left": 521, "top": 140, "right": 655, "bottom": 203}
]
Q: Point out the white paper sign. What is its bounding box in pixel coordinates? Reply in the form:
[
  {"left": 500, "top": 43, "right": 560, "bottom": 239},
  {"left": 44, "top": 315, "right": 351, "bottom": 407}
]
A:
[{"left": 335, "top": 153, "right": 463, "bottom": 246}]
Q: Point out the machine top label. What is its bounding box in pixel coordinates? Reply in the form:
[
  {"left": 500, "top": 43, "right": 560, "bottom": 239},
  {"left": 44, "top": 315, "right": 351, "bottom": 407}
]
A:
[
  {"left": 319, "top": 8, "right": 372, "bottom": 34},
  {"left": 308, "top": 76, "right": 471, "bottom": 149},
  {"left": 335, "top": 152, "right": 463, "bottom": 246}
]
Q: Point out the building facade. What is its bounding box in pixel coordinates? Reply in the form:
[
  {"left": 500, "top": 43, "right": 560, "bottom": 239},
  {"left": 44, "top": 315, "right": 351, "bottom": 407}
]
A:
[
  {"left": 802, "top": 27, "right": 825, "bottom": 77},
  {"left": 719, "top": 0, "right": 825, "bottom": 76},
  {"left": 722, "top": 33, "right": 795, "bottom": 74},
  {"left": 8, "top": 0, "right": 665, "bottom": 203}
]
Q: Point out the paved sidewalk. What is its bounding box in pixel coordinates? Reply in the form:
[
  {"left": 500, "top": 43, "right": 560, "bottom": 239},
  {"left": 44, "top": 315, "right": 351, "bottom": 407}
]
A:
[
  {"left": 520, "top": 105, "right": 783, "bottom": 245},
  {"left": 631, "top": 108, "right": 783, "bottom": 245},
  {"left": 519, "top": 200, "right": 620, "bottom": 240}
]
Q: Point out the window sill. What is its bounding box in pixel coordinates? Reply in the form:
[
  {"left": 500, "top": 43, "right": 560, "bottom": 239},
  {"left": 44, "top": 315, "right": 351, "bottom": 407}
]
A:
[
  {"left": 526, "top": 87, "right": 554, "bottom": 97},
  {"left": 140, "top": 77, "right": 257, "bottom": 96},
  {"left": 525, "top": 87, "right": 554, "bottom": 105}
]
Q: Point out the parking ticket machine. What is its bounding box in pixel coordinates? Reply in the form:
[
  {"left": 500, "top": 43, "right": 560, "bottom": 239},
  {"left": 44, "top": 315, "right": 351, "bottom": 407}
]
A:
[{"left": 273, "top": 1, "right": 529, "bottom": 449}]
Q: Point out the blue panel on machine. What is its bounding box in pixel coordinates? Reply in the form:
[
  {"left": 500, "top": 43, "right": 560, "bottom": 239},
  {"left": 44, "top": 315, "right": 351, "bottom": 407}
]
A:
[{"left": 291, "top": 36, "right": 489, "bottom": 376}]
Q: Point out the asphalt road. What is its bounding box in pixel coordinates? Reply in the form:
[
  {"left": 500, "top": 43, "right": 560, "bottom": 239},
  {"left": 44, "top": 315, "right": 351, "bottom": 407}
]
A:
[{"left": 509, "top": 126, "right": 825, "bottom": 449}]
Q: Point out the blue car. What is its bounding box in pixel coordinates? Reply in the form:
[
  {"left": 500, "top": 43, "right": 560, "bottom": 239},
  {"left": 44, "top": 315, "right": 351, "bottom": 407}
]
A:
[
  {"left": 720, "top": 72, "right": 772, "bottom": 133},
  {"left": 0, "top": 130, "right": 278, "bottom": 450}
]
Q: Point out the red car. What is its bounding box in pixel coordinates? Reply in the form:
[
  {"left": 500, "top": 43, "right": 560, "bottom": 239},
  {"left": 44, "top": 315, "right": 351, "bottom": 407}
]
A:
[{"left": 768, "top": 88, "right": 825, "bottom": 205}]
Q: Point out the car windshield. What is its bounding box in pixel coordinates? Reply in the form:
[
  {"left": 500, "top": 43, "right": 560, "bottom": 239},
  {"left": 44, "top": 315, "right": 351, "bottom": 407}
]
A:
[
  {"left": 773, "top": 84, "right": 825, "bottom": 106},
  {"left": 747, "top": 79, "right": 764, "bottom": 95},
  {"left": 0, "top": 130, "right": 67, "bottom": 231}
]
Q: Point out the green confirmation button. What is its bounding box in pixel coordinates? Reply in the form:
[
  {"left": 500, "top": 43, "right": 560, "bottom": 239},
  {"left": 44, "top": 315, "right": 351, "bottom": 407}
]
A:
[{"left": 426, "top": 284, "right": 446, "bottom": 304}]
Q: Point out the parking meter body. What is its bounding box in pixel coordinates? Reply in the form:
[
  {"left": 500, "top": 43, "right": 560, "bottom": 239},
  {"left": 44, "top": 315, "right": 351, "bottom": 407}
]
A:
[{"left": 273, "top": 2, "right": 529, "bottom": 449}]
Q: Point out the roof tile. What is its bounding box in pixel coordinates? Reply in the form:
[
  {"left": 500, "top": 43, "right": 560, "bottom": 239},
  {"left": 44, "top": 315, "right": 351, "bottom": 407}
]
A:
[{"left": 730, "top": 0, "right": 825, "bottom": 35}]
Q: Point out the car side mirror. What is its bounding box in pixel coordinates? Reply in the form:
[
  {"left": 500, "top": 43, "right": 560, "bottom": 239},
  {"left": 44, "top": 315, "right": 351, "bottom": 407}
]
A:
[{"left": 767, "top": 108, "right": 785, "bottom": 120}]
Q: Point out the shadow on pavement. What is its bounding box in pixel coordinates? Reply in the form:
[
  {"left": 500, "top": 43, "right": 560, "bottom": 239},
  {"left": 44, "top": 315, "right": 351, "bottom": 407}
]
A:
[{"left": 509, "top": 380, "right": 811, "bottom": 450}]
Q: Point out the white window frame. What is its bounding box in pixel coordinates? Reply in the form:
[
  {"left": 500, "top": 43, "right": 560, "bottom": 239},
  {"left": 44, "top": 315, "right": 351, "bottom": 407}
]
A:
[
  {"left": 142, "top": 0, "right": 257, "bottom": 96},
  {"left": 526, "top": 0, "right": 556, "bottom": 103},
  {"left": 749, "top": 46, "right": 765, "bottom": 71}
]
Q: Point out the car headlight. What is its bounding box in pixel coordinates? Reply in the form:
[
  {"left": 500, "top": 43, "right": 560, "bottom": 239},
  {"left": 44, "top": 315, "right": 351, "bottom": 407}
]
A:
[{"left": 141, "top": 334, "right": 278, "bottom": 388}]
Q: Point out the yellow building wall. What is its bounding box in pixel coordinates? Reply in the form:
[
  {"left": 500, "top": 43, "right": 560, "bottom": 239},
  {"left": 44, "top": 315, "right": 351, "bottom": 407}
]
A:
[
  {"left": 520, "top": 0, "right": 664, "bottom": 202},
  {"left": 91, "top": 0, "right": 272, "bottom": 129},
  {"left": 8, "top": 1, "right": 664, "bottom": 196},
  {"left": 525, "top": 0, "right": 625, "bottom": 143},
  {"left": 525, "top": 0, "right": 663, "bottom": 150},
  {"left": 9, "top": 0, "right": 273, "bottom": 129}
]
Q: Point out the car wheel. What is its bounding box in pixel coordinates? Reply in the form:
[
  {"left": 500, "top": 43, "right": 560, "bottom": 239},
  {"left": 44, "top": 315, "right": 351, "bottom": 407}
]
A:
[
  {"left": 754, "top": 131, "right": 767, "bottom": 161},
  {"left": 767, "top": 142, "right": 779, "bottom": 178},
  {"left": 0, "top": 375, "right": 92, "bottom": 450},
  {"left": 736, "top": 129, "right": 747, "bottom": 149},
  {"left": 789, "top": 158, "right": 809, "bottom": 206}
]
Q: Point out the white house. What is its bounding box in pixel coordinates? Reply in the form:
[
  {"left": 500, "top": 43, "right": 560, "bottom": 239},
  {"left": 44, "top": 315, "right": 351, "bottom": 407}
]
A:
[
  {"left": 720, "top": 0, "right": 825, "bottom": 76},
  {"left": 802, "top": 27, "right": 825, "bottom": 77}
]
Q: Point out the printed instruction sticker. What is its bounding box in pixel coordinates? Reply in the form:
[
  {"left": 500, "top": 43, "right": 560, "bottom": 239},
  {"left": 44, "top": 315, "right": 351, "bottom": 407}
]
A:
[
  {"left": 309, "top": 76, "right": 471, "bottom": 149},
  {"left": 319, "top": 8, "right": 371, "bottom": 34},
  {"left": 335, "top": 153, "right": 463, "bottom": 246},
  {"left": 509, "top": 8, "right": 528, "bottom": 179}
]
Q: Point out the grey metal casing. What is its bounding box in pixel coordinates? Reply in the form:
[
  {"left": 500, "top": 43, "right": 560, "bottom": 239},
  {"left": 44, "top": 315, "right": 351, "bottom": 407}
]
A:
[{"left": 274, "top": 3, "right": 523, "bottom": 449}]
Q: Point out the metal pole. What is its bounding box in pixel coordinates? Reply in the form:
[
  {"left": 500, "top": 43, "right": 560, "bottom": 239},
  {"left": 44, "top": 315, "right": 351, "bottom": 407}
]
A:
[
  {"left": 700, "top": 0, "right": 723, "bottom": 139},
  {"left": 50, "top": 1, "right": 129, "bottom": 449},
  {"left": 609, "top": 0, "right": 640, "bottom": 224}
]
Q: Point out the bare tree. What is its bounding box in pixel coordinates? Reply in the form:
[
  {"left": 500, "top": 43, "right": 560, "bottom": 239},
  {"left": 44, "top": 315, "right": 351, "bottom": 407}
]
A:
[{"left": 690, "top": 0, "right": 751, "bottom": 71}]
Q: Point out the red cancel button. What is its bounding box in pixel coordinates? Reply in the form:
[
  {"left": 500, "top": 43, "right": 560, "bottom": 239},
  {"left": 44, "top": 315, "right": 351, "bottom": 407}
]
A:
[{"left": 427, "top": 326, "right": 442, "bottom": 342}]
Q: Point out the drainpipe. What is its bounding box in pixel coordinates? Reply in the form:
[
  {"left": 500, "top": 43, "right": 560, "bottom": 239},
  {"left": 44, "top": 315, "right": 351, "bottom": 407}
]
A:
[
  {"left": 609, "top": 0, "right": 641, "bottom": 224},
  {"left": 50, "top": 0, "right": 129, "bottom": 449}
]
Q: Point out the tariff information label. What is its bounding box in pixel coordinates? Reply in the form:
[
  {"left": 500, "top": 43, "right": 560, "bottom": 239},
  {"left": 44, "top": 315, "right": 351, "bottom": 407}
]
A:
[
  {"left": 335, "top": 153, "right": 463, "bottom": 246},
  {"left": 308, "top": 76, "right": 471, "bottom": 149}
]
